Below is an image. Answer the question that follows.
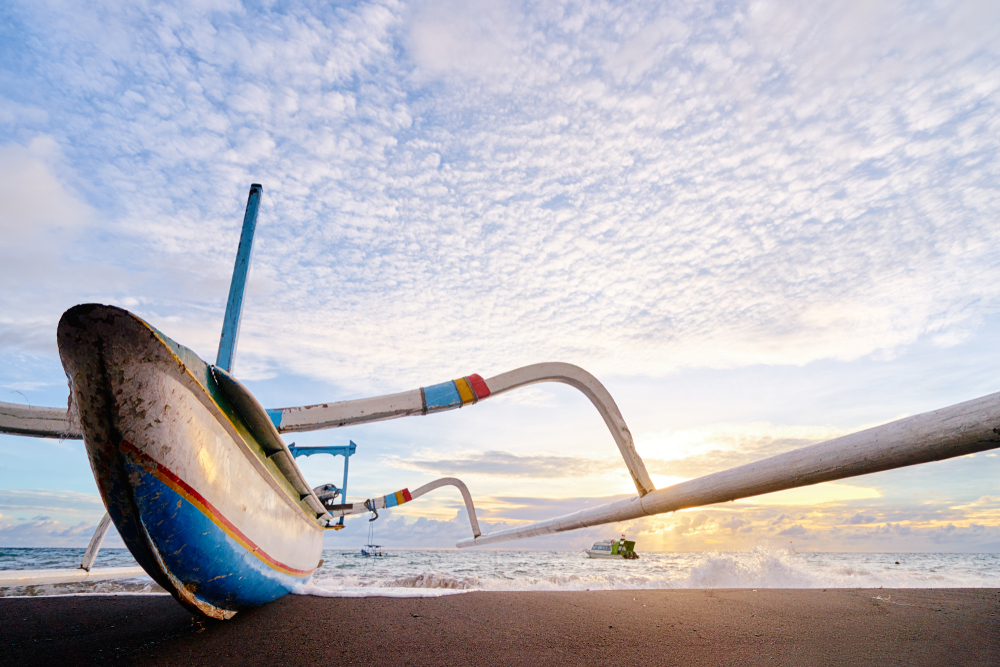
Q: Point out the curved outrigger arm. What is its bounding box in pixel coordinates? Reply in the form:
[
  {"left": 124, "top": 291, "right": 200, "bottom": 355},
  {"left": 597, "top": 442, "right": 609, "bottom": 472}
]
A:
[
  {"left": 456, "top": 390, "right": 1000, "bottom": 548},
  {"left": 268, "top": 362, "right": 656, "bottom": 497},
  {"left": 325, "top": 476, "right": 482, "bottom": 538}
]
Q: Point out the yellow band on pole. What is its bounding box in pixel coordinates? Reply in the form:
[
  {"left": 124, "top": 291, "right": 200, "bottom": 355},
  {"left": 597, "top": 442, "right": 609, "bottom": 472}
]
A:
[{"left": 454, "top": 378, "right": 476, "bottom": 405}]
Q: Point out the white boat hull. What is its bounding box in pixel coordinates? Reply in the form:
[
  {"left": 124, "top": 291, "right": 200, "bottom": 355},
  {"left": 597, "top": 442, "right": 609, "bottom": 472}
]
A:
[{"left": 58, "top": 304, "right": 325, "bottom": 618}]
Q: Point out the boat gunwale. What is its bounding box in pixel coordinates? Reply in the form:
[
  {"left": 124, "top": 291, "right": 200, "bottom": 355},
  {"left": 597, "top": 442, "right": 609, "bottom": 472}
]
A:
[{"left": 131, "top": 310, "right": 326, "bottom": 531}]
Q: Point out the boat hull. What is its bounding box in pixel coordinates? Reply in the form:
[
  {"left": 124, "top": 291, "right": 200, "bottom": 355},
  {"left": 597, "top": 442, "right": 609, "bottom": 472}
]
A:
[
  {"left": 584, "top": 550, "right": 623, "bottom": 559},
  {"left": 58, "top": 304, "right": 324, "bottom": 618}
]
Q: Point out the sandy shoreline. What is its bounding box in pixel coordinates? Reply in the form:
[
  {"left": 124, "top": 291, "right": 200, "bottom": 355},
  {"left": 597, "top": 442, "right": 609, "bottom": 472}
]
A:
[{"left": 1, "top": 589, "right": 998, "bottom": 665}]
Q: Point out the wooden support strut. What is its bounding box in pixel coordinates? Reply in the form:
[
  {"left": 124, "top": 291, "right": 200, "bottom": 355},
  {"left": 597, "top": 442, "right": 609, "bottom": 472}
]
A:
[{"left": 80, "top": 512, "right": 112, "bottom": 571}]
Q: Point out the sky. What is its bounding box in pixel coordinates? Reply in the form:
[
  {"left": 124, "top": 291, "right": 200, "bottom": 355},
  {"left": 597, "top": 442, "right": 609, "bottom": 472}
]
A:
[{"left": 1, "top": 0, "right": 999, "bottom": 553}]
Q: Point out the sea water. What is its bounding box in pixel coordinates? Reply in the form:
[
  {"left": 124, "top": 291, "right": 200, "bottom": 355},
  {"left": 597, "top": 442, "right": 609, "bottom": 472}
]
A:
[{"left": 2, "top": 547, "right": 998, "bottom": 598}]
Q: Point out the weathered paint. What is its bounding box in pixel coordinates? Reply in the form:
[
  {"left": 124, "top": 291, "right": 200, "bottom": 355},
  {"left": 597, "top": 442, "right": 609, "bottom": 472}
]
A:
[
  {"left": 423, "top": 380, "right": 461, "bottom": 409},
  {"left": 58, "top": 304, "right": 324, "bottom": 618},
  {"left": 216, "top": 184, "right": 262, "bottom": 374},
  {"left": 457, "top": 390, "right": 1000, "bottom": 548}
]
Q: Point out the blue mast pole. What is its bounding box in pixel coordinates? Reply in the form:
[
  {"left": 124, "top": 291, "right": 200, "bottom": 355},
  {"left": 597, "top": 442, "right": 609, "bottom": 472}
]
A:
[{"left": 217, "top": 184, "right": 262, "bottom": 373}]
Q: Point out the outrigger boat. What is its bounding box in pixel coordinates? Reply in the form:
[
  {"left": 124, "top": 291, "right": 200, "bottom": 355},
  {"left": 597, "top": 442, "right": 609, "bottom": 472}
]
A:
[
  {"left": 2, "top": 184, "right": 1000, "bottom": 618},
  {"left": 586, "top": 538, "right": 638, "bottom": 560}
]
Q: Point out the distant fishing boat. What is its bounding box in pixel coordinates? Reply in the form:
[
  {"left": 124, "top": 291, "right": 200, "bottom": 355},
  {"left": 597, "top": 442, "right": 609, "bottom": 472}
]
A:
[
  {"left": 585, "top": 537, "right": 638, "bottom": 560},
  {"left": 360, "top": 545, "right": 384, "bottom": 557}
]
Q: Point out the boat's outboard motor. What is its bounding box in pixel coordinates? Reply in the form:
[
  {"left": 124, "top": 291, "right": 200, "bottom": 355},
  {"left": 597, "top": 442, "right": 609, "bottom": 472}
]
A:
[{"left": 312, "top": 483, "right": 341, "bottom": 509}]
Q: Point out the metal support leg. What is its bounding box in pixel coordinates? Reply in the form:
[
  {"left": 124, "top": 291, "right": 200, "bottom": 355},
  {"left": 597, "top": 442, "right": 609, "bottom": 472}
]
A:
[
  {"left": 80, "top": 512, "right": 112, "bottom": 571},
  {"left": 338, "top": 447, "right": 350, "bottom": 527}
]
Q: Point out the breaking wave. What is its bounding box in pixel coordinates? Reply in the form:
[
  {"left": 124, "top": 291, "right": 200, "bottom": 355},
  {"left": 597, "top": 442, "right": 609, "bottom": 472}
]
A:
[
  {"left": 297, "top": 546, "right": 1000, "bottom": 597},
  {"left": 3, "top": 547, "right": 999, "bottom": 598}
]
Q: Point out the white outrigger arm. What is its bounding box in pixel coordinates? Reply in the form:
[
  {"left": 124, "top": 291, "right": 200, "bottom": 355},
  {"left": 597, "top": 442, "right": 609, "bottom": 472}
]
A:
[
  {"left": 325, "top": 477, "right": 482, "bottom": 538},
  {"left": 266, "top": 362, "right": 656, "bottom": 497}
]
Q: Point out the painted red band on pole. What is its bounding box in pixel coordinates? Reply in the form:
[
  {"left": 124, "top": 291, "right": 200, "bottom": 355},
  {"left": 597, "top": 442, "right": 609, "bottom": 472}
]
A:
[
  {"left": 402, "top": 488, "right": 412, "bottom": 502},
  {"left": 467, "top": 374, "right": 490, "bottom": 400}
]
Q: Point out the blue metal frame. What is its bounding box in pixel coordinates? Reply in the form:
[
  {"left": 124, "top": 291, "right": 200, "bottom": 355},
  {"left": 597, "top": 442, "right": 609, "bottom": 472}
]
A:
[
  {"left": 289, "top": 441, "right": 357, "bottom": 526},
  {"left": 217, "top": 184, "right": 263, "bottom": 373}
]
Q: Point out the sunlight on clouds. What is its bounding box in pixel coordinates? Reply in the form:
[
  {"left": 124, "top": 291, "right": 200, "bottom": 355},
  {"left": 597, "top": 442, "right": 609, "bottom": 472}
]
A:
[
  {"left": 948, "top": 496, "right": 1000, "bottom": 524},
  {"left": 637, "top": 423, "right": 846, "bottom": 462},
  {"left": 649, "top": 475, "right": 688, "bottom": 490},
  {"left": 734, "top": 482, "right": 881, "bottom": 506},
  {"left": 637, "top": 423, "right": 848, "bottom": 478}
]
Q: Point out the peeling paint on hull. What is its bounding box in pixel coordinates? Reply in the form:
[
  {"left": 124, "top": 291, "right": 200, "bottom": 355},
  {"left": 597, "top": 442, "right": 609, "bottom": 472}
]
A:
[{"left": 57, "top": 304, "right": 322, "bottom": 618}]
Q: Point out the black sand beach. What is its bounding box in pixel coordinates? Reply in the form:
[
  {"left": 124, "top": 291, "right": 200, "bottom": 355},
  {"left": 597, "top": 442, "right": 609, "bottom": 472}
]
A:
[{"left": 2, "top": 589, "right": 998, "bottom": 666}]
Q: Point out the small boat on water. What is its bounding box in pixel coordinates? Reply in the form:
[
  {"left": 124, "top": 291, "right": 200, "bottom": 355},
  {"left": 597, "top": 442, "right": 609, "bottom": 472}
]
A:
[
  {"left": 585, "top": 538, "right": 638, "bottom": 560},
  {"left": 360, "top": 545, "right": 384, "bottom": 557}
]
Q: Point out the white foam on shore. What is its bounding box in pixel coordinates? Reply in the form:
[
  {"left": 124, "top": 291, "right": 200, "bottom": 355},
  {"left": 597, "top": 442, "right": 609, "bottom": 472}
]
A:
[
  {"left": 292, "top": 582, "right": 466, "bottom": 598},
  {"left": 4, "top": 547, "right": 999, "bottom": 599},
  {"left": 298, "top": 547, "right": 1000, "bottom": 597}
]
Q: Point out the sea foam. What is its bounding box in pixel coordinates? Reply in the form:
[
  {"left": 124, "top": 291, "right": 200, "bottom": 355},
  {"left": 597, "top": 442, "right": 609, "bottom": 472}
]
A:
[{"left": 3, "top": 547, "right": 999, "bottom": 598}]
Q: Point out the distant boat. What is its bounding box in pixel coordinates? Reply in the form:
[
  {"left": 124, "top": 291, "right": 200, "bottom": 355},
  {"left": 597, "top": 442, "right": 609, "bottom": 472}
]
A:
[
  {"left": 585, "top": 538, "right": 638, "bottom": 560},
  {"left": 360, "top": 544, "right": 384, "bottom": 557}
]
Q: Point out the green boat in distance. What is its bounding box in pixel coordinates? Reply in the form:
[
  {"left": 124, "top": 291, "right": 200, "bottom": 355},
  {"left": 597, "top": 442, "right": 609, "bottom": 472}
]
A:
[{"left": 585, "top": 537, "right": 639, "bottom": 560}]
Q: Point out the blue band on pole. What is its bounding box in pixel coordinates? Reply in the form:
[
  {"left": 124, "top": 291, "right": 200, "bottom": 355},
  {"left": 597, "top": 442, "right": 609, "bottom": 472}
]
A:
[
  {"left": 217, "top": 184, "right": 263, "bottom": 373},
  {"left": 423, "top": 381, "right": 461, "bottom": 409}
]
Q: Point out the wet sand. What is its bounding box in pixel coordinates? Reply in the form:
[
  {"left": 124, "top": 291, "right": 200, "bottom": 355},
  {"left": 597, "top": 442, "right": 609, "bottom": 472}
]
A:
[{"left": 1, "top": 589, "right": 998, "bottom": 666}]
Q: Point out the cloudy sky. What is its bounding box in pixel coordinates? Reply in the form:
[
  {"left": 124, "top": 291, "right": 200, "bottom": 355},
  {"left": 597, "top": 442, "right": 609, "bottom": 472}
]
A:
[{"left": 2, "top": 0, "right": 999, "bottom": 553}]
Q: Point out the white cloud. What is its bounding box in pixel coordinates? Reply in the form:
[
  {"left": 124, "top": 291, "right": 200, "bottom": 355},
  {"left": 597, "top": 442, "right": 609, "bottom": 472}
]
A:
[
  {"left": 0, "top": 0, "right": 997, "bottom": 392},
  {"left": 0, "top": 137, "right": 89, "bottom": 241}
]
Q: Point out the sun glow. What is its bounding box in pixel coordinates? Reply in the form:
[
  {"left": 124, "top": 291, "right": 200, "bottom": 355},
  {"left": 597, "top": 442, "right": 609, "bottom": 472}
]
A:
[{"left": 734, "top": 482, "right": 880, "bottom": 506}]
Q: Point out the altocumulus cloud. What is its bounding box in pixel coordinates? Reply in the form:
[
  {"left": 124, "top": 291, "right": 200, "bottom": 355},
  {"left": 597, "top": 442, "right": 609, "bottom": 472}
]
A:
[{"left": 0, "top": 0, "right": 998, "bottom": 395}]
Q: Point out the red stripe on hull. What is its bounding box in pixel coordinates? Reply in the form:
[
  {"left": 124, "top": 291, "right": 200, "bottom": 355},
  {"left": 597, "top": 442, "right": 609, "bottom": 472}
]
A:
[{"left": 120, "top": 440, "right": 315, "bottom": 577}]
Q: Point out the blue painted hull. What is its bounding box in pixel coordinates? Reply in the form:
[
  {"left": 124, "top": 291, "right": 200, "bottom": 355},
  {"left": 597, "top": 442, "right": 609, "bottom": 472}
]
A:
[
  {"left": 58, "top": 304, "right": 325, "bottom": 618},
  {"left": 124, "top": 456, "right": 308, "bottom": 608}
]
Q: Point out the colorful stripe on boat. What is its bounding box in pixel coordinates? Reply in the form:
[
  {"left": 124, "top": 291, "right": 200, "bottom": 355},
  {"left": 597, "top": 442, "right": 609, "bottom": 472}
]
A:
[
  {"left": 384, "top": 488, "right": 413, "bottom": 508},
  {"left": 422, "top": 374, "right": 491, "bottom": 413},
  {"left": 120, "top": 440, "right": 315, "bottom": 577}
]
